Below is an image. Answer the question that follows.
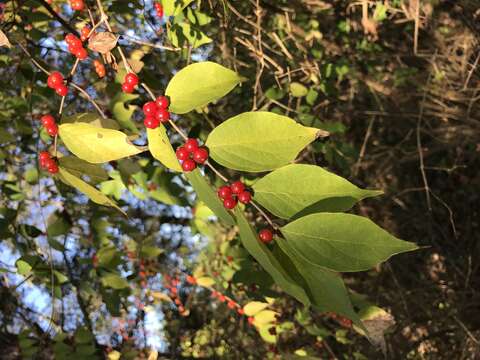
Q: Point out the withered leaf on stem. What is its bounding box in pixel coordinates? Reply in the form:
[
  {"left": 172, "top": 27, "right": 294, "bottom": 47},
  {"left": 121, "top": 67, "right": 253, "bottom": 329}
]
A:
[
  {"left": 88, "top": 32, "right": 118, "bottom": 54},
  {"left": 0, "top": 30, "right": 11, "bottom": 48}
]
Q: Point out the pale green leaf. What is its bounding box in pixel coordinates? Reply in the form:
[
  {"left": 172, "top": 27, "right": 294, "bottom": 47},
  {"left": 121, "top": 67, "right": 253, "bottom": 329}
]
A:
[
  {"left": 253, "top": 164, "right": 383, "bottom": 219},
  {"left": 101, "top": 273, "right": 129, "bottom": 289},
  {"left": 281, "top": 213, "right": 419, "bottom": 272},
  {"left": 147, "top": 126, "right": 182, "bottom": 172},
  {"left": 243, "top": 301, "right": 269, "bottom": 316},
  {"left": 185, "top": 169, "right": 235, "bottom": 226},
  {"left": 59, "top": 123, "right": 144, "bottom": 163},
  {"left": 58, "top": 155, "right": 109, "bottom": 184},
  {"left": 253, "top": 310, "right": 278, "bottom": 326},
  {"left": 110, "top": 93, "right": 139, "bottom": 133},
  {"left": 16, "top": 260, "right": 32, "bottom": 276},
  {"left": 235, "top": 208, "right": 310, "bottom": 305},
  {"left": 206, "top": 112, "right": 327, "bottom": 172},
  {"left": 289, "top": 82, "right": 308, "bottom": 97},
  {"left": 58, "top": 168, "right": 125, "bottom": 215},
  {"left": 166, "top": 62, "right": 242, "bottom": 114}
]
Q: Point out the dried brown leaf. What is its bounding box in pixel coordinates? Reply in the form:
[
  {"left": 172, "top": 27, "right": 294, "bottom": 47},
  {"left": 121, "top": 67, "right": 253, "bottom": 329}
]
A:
[
  {"left": 88, "top": 32, "right": 118, "bottom": 54},
  {"left": 0, "top": 30, "right": 11, "bottom": 48}
]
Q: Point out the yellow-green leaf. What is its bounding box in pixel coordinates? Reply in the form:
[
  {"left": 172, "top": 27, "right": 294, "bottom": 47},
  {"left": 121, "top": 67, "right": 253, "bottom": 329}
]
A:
[
  {"left": 253, "top": 310, "right": 278, "bottom": 326},
  {"left": 196, "top": 276, "right": 215, "bottom": 287},
  {"left": 58, "top": 168, "right": 125, "bottom": 215},
  {"left": 206, "top": 112, "right": 328, "bottom": 172},
  {"left": 147, "top": 126, "right": 182, "bottom": 172},
  {"left": 59, "top": 123, "right": 144, "bottom": 163},
  {"left": 243, "top": 301, "right": 269, "bottom": 316},
  {"left": 166, "top": 62, "right": 242, "bottom": 114}
]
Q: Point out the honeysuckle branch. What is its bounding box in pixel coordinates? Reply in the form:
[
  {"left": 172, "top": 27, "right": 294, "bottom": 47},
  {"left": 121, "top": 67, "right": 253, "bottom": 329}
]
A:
[
  {"left": 17, "top": 43, "right": 107, "bottom": 119},
  {"left": 34, "top": 0, "right": 79, "bottom": 36}
]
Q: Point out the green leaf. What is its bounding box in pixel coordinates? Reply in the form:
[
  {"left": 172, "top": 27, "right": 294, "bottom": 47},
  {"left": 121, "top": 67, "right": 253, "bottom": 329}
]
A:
[
  {"left": 54, "top": 270, "right": 69, "bottom": 284},
  {"left": 101, "top": 273, "right": 129, "bottom": 289},
  {"left": 140, "top": 246, "right": 164, "bottom": 258},
  {"left": 276, "top": 238, "right": 364, "bottom": 330},
  {"left": 280, "top": 213, "right": 418, "bottom": 272},
  {"left": 110, "top": 93, "right": 139, "bottom": 133},
  {"left": 252, "top": 164, "right": 383, "bottom": 219},
  {"left": 57, "top": 168, "right": 125, "bottom": 215},
  {"left": 163, "top": 0, "right": 194, "bottom": 16},
  {"left": 147, "top": 126, "right": 182, "bottom": 172},
  {"left": 16, "top": 260, "right": 32, "bottom": 276},
  {"left": 235, "top": 208, "right": 310, "bottom": 306},
  {"left": 185, "top": 169, "right": 235, "bottom": 226},
  {"left": 196, "top": 276, "right": 215, "bottom": 287},
  {"left": 97, "top": 247, "right": 118, "bottom": 267},
  {"left": 289, "top": 82, "right": 308, "bottom": 97},
  {"left": 166, "top": 62, "right": 242, "bottom": 114},
  {"left": 100, "top": 171, "right": 126, "bottom": 200},
  {"left": 243, "top": 301, "right": 269, "bottom": 316},
  {"left": 59, "top": 123, "right": 144, "bottom": 163},
  {"left": 58, "top": 156, "right": 109, "bottom": 184},
  {"left": 206, "top": 112, "right": 326, "bottom": 172}
]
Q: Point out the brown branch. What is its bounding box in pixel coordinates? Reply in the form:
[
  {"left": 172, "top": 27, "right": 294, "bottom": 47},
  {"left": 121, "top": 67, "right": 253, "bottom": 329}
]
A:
[{"left": 33, "top": 0, "right": 79, "bottom": 36}]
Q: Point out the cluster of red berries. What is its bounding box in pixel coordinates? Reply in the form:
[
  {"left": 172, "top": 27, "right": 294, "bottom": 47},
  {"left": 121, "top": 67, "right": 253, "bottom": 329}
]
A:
[
  {"left": 40, "top": 114, "right": 59, "bottom": 137},
  {"left": 175, "top": 139, "right": 209, "bottom": 172},
  {"left": 139, "top": 260, "right": 147, "bottom": 289},
  {"left": 47, "top": 71, "right": 68, "bottom": 97},
  {"left": 65, "top": 33, "right": 88, "bottom": 60},
  {"left": 70, "top": 0, "right": 84, "bottom": 11},
  {"left": 93, "top": 59, "right": 106, "bottom": 78},
  {"left": 39, "top": 151, "right": 59, "bottom": 174},
  {"left": 258, "top": 229, "right": 274, "bottom": 244},
  {"left": 165, "top": 275, "right": 187, "bottom": 315},
  {"left": 80, "top": 25, "right": 93, "bottom": 42},
  {"left": 217, "top": 181, "right": 252, "bottom": 209},
  {"left": 121, "top": 72, "right": 139, "bottom": 93},
  {"left": 154, "top": 2, "right": 163, "bottom": 17},
  {"left": 142, "top": 96, "right": 170, "bottom": 129}
]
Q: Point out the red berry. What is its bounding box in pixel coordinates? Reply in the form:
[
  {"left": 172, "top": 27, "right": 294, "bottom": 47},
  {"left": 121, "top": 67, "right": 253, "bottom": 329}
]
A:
[
  {"left": 121, "top": 82, "right": 135, "bottom": 93},
  {"left": 227, "top": 301, "right": 236, "bottom": 309},
  {"left": 47, "top": 161, "right": 59, "bottom": 174},
  {"left": 223, "top": 197, "right": 237, "bottom": 210},
  {"left": 238, "top": 190, "right": 252, "bottom": 204},
  {"left": 144, "top": 116, "right": 160, "bottom": 129},
  {"left": 259, "top": 229, "right": 273, "bottom": 244},
  {"left": 184, "top": 138, "right": 198, "bottom": 153},
  {"left": 237, "top": 308, "right": 245, "bottom": 315},
  {"left": 39, "top": 151, "right": 51, "bottom": 167},
  {"left": 175, "top": 146, "right": 189, "bottom": 161},
  {"left": 47, "top": 71, "right": 63, "bottom": 89},
  {"left": 143, "top": 101, "right": 158, "bottom": 116},
  {"left": 70, "top": 0, "right": 84, "bottom": 11},
  {"left": 40, "top": 114, "right": 55, "bottom": 127},
  {"left": 182, "top": 159, "right": 197, "bottom": 172},
  {"left": 46, "top": 124, "right": 58, "bottom": 137},
  {"left": 192, "top": 147, "right": 208, "bottom": 164},
  {"left": 124, "top": 73, "right": 139, "bottom": 86},
  {"left": 155, "top": 109, "right": 170, "bottom": 123},
  {"left": 66, "top": 35, "right": 82, "bottom": 50},
  {"left": 80, "top": 25, "right": 91, "bottom": 42},
  {"left": 247, "top": 317, "right": 255, "bottom": 325},
  {"left": 55, "top": 84, "right": 69, "bottom": 97},
  {"left": 155, "top": 96, "right": 169, "bottom": 109},
  {"left": 155, "top": 2, "right": 164, "bottom": 17},
  {"left": 231, "top": 181, "right": 245, "bottom": 195},
  {"left": 186, "top": 275, "right": 196, "bottom": 285},
  {"left": 74, "top": 47, "right": 88, "bottom": 60},
  {"left": 217, "top": 185, "right": 232, "bottom": 200}
]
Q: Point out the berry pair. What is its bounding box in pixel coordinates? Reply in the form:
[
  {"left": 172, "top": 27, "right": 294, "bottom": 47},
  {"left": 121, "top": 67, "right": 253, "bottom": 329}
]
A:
[
  {"left": 122, "top": 73, "right": 139, "bottom": 93},
  {"left": 40, "top": 114, "right": 58, "bottom": 137},
  {"left": 142, "top": 96, "right": 170, "bottom": 129},
  {"left": 176, "top": 139, "right": 209, "bottom": 172},
  {"left": 70, "top": 0, "right": 84, "bottom": 11},
  {"left": 154, "top": 2, "right": 163, "bottom": 17},
  {"left": 65, "top": 33, "right": 88, "bottom": 60},
  {"left": 47, "top": 71, "right": 68, "bottom": 97},
  {"left": 217, "top": 181, "right": 252, "bottom": 209},
  {"left": 258, "top": 229, "right": 273, "bottom": 244},
  {"left": 39, "top": 151, "right": 59, "bottom": 174},
  {"left": 80, "top": 25, "right": 93, "bottom": 42},
  {"left": 93, "top": 59, "right": 106, "bottom": 78}
]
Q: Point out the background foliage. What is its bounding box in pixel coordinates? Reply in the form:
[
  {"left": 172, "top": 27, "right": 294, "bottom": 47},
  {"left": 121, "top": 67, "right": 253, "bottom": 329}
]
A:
[{"left": 0, "top": 0, "right": 479, "bottom": 359}]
